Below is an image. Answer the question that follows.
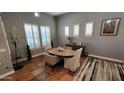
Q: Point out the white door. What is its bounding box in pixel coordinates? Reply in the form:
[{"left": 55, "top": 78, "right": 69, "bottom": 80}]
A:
[{"left": 0, "top": 16, "right": 14, "bottom": 79}]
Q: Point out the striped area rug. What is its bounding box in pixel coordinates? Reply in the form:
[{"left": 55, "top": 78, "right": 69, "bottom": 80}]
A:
[{"left": 73, "top": 57, "right": 124, "bottom": 81}]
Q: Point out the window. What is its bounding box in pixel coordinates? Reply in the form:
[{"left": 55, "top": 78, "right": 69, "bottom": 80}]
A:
[
  {"left": 85, "top": 22, "right": 94, "bottom": 37},
  {"left": 40, "top": 26, "right": 51, "bottom": 47},
  {"left": 74, "top": 24, "right": 79, "bottom": 37},
  {"left": 65, "top": 26, "right": 69, "bottom": 37},
  {"left": 34, "top": 12, "right": 40, "bottom": 17},
  {"left": 24, "top": 23, "right": 40, "bottom": 49}
]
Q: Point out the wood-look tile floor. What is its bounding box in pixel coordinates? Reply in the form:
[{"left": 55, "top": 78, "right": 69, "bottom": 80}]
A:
[{"left": 1, "top": 55, "right": 85, "bottom": 81}]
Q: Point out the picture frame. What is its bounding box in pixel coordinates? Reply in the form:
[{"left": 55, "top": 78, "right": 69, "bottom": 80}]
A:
[{"left": 100, "top": 18, "right": 121, "bottom": 36}]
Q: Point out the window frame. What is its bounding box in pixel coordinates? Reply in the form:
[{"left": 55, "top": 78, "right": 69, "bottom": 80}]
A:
[
  {"left": 65, "top": 26, "right": 70, "bottom": 37},
  {"left": 73, "top": 24, "right": 80, "bottom": 37},
  {"left": 24, "top": 23, "right": 41, "bottom": 50},
  {"left": 85, "top": 22, "right": 94, "bottom": 37},
  {"left": 40, "top": 26, "right": 51, "bottom": 47}
]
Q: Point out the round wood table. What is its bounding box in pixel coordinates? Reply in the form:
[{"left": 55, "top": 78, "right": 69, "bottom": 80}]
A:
[{"left": 47, "top": 48, "right": 74, "bottom": 58}]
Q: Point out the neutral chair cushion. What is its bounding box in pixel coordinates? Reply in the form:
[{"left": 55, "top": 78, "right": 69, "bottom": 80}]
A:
[
  {"left": 45, "top": 44, "right": 52, "bottom": 52},
  {"left": 42, "top": 44, "right": 52, "bottom": 57},
  {"left": 44, "top": 54, "right": 60, "bottom": 66}
]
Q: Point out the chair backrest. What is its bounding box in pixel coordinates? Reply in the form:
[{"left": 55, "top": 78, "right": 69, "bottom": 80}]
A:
[
  {"left": 64, "top": 46, "right": 72, "bottom": 50},
  {"left": 45, "top": 44, "right": 52, "bottom": 52},
  {"left": 74, "top": 48, "right": 82, "bottom": 63},
  {"left": 44, "top": 54, "right": 58, "bottom": 66}
]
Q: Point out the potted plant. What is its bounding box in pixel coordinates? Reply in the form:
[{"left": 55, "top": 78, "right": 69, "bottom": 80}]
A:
[{"left": 66, "top": 36, "right": 75, "bottom": 45}]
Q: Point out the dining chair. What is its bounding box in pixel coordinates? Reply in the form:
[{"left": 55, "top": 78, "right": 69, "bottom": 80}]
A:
[
  {"left": 64, "top": 48, "right": 82, "bottom": 72},
  {"left": 45, "top": 44, "right": 52, "bottom": 52},
  {"left": 42, "top": 44, "right": 52, "bottom": 56},
  {"left": 64, "top": 46, "right": 72, "bottom": 50},
  {"left": 44, "top": 53, "right": 60, "bottom": 72}
]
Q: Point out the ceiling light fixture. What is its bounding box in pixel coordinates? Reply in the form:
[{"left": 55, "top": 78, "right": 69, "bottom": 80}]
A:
[{"left": 34, "top": 12, "right": 40, "bottom": 17}]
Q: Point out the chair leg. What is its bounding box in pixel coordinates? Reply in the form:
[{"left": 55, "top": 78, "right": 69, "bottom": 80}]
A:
[
  {"left": 45, "top": 62, "right": 47, "bottom": 67},
  {"left": 45, "top": 63, "right": 50, "bottom": 71},
  {"left": 45, "top": 62, "right": 54, "bottom": 72},
  {"left": 45, "top": 62, "right": 48, "bottom": 71},
  {"left": 52, "top": 66, "right": 54, "bottom": 72}
]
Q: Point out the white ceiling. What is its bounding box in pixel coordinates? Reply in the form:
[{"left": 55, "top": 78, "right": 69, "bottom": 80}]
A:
[
  {"left": 0, "top": 12, "right": 67, "bottom": 16},
  {"left": 45, "top": 12, "right": 68, "bottom": 16}
]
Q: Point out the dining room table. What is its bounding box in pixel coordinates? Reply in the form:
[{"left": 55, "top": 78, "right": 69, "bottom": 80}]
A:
[{"left": 47, "top": 48, "right": 75, "bottom": 58}]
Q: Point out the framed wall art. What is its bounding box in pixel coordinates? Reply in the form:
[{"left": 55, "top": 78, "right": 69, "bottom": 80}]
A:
[{"left": 100, "top": 18, "right": 121, "bottom": 36}]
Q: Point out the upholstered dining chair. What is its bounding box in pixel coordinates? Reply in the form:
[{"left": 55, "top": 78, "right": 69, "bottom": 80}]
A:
[
  {"left": 64, "top": 48, "right": 82, "bottom": 72},
  {"left": 45, "top": 44, "right": 52, "bottom": 52},
  {"left": 44, "top": 53, "right": 60, "bottom": 72},
  {"left": 42, "top": 44, "right": 52, "bottom": 56},
  {"left": 64, "top": 46, "right": 72, "bottom": 50}
]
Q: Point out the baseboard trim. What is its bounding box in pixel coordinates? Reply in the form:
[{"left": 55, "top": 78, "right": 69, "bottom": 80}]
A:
[
  {"left": 32, "top": 53, "right": 44, "bottom": 58},
  {"left": 13, "top": 58, "right": 27, "bottom": 64},
  {"left": 18, "top": 58, "right": 27, "bottom": 62},
  {"left": 0, "top": 70, "right": 15, "bottom": 79},
  {"left": 88, "top": 54, "right": 124, "bottom": 64},
  {"left": 13, "top": 52, "right": 44, "bottom": 64}
]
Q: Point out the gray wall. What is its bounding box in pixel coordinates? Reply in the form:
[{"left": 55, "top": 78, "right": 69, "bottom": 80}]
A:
[
  {"left": 1, "top": 12, "right": 57, "bottom": 63},
  {"left": 56, "top": 12, "right": 124, "bottom": 60}
]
